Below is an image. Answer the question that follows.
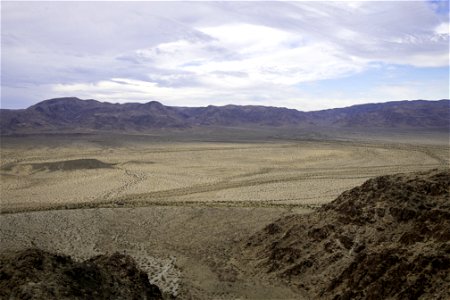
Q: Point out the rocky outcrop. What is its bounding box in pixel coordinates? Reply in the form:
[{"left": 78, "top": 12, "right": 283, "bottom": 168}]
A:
[
  {"left": 0, "top": 248, "right": 163, "bottom": 300},
  {"left": 242, "top": 169, "right": 450, "bottom": 299}
]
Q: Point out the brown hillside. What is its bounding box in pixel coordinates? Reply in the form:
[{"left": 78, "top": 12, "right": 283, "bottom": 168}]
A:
[
  {"left": 241, "top": 169, "right": 450, "bottom": 300},
  {"left": 0, "top": 249, "right": 163, "bottom": 300}
]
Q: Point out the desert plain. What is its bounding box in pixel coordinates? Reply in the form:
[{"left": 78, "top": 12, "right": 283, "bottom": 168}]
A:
[{"left": 1, "top": 130, "right": 449, "bottom": 299}]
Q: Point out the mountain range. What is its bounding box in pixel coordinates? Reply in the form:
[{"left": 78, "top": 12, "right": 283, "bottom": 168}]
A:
[{"left": 1, "top": 97, "right": 449, "bottom": 134}]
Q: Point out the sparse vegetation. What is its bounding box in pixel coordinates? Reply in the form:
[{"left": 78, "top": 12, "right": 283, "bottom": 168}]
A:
[
  {"left": 1, "top": 134, "right": 449, "bottom": 299},
  {"left": 1, "top": 135, "right": 448, "bottom": 213}
]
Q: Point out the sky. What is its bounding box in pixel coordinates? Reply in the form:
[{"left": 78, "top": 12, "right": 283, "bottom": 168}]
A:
[{"left": 1, "top": 0, "right": 449, "bottom": 111}]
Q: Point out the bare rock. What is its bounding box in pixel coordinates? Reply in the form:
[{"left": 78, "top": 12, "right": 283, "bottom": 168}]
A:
[
  {"left": 0, "top": 248, "right": 163, "bottom": 300},
  {"left": 241, "top": 169, "right": 450, "bottom": 299}
]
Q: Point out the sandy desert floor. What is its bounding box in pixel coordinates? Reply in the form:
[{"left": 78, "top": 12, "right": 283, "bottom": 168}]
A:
[
  {"left": 1, "top": 135, "right": 448, "bottom": 213},
  {"left": 1, "top": 133, "right": 449, "bottom": 298}
]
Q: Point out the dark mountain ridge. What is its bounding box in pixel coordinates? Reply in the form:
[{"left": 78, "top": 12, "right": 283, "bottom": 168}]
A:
[{"left": 1, "top": 97, "right": 448, "bottom": 134}]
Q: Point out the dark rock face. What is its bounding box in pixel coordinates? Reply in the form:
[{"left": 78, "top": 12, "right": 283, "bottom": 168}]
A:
[
  {"left": 242, "top": 169, "right": 450, "bottom": 300},
  {"left": 328, "top": 248, "right": 450, "bottom": 300},
  {"left": 0, "top": 248, "right": 163, "bottom": 300}
]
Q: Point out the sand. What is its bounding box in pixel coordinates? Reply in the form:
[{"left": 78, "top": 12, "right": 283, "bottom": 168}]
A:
[
  {"left": 1, "top": 133, "right": 449, "bottom": 298},
  {"left": 1, "top": 137, "right": 448, "bottom": 213}
]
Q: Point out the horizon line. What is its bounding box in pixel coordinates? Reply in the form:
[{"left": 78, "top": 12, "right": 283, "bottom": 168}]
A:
[{"left": 2, "top": 97, "right": 449, "bottom": 112}]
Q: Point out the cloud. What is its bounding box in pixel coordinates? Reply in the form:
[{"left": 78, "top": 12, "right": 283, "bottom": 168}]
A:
[
  {"left": 434, "top": 22, "right": 450, "bottom": 35},
  {"left": 1, "top": 1, "right": 449, "bottom": 109}
]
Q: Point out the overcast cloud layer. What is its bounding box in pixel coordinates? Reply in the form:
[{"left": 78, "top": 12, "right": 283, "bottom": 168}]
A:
[{"left": 1, "top": 1, "right": 449, "bottom": 110}]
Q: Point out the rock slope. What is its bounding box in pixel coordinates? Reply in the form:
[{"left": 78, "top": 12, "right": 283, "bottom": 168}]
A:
[
  {"left": 242, "top": 169, "right": 450, "bottom": 299},
  {"left": 0, "top": 248, "right": 163, "bottom": 300}
]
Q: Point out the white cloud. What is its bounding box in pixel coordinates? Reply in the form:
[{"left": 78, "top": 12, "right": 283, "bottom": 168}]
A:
[
  {"left": 2, "top": 1, "right": 449, "bottom": 109},
  {"left": 435, "top": 22, "right": 449, "bottom": 35},
  {"left": 132, "top": 23, "right": 368, "bottom": 88}
]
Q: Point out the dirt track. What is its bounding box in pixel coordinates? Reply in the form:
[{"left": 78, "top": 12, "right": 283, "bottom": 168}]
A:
[
  {"left": 1, "top": 135, "right": 449, "bottom": 298},
  {"left": 1, "top": 138, "right": 448, "bottom": 213}
]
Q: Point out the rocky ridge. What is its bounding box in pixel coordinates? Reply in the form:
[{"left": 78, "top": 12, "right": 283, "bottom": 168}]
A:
[
  {"left": 1, "top": 98, "right": 448, "bottom": 134},
  {"left": 242, "top": 169, "right": 450, "bottom": 299},
  {"left": 0, "top": 248, "right": 163, "bottom": 300}
]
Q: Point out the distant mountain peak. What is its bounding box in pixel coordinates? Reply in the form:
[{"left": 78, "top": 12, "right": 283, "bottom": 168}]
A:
[
  {"left": 1, "top": 98, "right": 448, "bottom": 134},
  {"left": 143, "top": 101, "right": 164, "bottom": 107}
]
